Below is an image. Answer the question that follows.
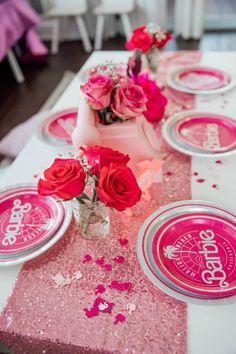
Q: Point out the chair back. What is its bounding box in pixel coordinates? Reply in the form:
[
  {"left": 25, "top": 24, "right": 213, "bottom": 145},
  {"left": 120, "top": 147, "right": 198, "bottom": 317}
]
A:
[{"left": 101, "top": 0, "right": 135, "bottom": 9}]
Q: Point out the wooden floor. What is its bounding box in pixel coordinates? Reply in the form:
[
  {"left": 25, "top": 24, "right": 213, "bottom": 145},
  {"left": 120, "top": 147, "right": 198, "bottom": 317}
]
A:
[{"left": 1, "top": 31, "right": 236, "bottom": 143}]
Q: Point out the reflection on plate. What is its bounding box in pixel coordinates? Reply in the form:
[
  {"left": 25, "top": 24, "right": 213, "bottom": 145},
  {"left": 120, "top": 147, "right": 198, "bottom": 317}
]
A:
[
  {"left": 167, "top": 66, "right": 235, "bottom": 95},
  {"left": 162, "top": 110, "right": 236, "bottom": 157},
  {"left": 0, "top": 185, "right": 72, "bottom": 266},
  {"left": 37, "top": 109, "right": 77, "bottom": 146},
  {"left": 137, "top": 200, "right": 236, "bottom": 305}
]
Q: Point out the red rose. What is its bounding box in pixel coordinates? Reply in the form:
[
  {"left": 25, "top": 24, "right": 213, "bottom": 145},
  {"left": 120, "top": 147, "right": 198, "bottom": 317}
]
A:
[
  {"left": 111, "top": 80, "right": 147, "bottom": 120},
  {"left": 38, "top": 158, "right": 86, "bottom": 200},
  {"left": 81, "top": 74, "right": 113, "bottom": 110},
  {"left": 125, "top": 25, "right": 153, "bottom": 53},
  {"left": 82, "top": 146, "right": 130, "bottom": 174},
  {"left": 137, "top": 74, "right": 167, "bottom": 123},
  {"left": 96, "top": 163, "right": 142, "bottom": 211},
  {"left": 153, "top": 31, "right": 171, "bottom": 49}
]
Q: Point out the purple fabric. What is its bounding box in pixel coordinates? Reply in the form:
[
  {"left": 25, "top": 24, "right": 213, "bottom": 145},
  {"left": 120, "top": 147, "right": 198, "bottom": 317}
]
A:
[{"left": 0, "top": 0, "right": 48, "bottom": 61}]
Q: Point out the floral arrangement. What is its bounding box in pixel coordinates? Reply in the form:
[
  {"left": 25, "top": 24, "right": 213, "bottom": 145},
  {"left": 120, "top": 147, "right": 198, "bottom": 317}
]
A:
[
  {"left": 81, "top": 58, "right": 167, "bottom": 125},
  {"left": 38, "top": 146, "right": 142, "bottom": 212},
  {"left": 125, "top": 23, "right": 171, "bottom": 54},
  {"left": 125, "top": 23, "right": 171, "bottom": 75}
]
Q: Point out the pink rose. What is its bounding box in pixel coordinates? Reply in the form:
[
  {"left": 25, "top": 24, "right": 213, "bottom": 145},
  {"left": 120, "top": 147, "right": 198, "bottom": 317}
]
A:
[
  {"left": 81, "top": 74, "right": 113, "bottom": 110},
  {"left": 38, "top": 158, "right": 86, "bottom": 200},
  {"left": 111, "top": 80, "right": 147, "bottom": 120},
  {"left": 81, "top": 145, "right": 130, "bottom": 175},
  {"left": 125, "top": 25, "right": 153, "bottom": 53},
  {"left": 137, "top": 74, "right": 167, "bottom": 123},
  {"left": 96, "top": 163, "right": 142, "bottom": 211}
]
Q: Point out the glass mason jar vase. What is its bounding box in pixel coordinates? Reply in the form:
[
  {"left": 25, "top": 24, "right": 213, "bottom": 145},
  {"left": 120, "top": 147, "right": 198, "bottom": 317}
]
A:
[
  {"left": 143, "top": 47, "right": 160, "bottom": 79},
  {"left": 72, "top": 200, "right": 110, "bottom": 239}
]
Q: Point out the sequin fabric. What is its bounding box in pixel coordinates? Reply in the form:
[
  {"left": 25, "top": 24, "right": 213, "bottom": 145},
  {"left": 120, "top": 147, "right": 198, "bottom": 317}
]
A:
[{"left": 0, "top": 52, "right": 200, "bottom": 354}]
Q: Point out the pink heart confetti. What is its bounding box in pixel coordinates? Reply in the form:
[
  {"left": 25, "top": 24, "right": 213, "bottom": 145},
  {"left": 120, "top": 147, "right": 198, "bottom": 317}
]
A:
[
  {"left": 164, "top": 171, "right": 172, "bottom": 176},
  {"left": 84, "top": 297, "right": 114, "bottom": 318},
  {"left": 109, "top": 280, "right": 133, "bottom": 292},
  {"left": 114, "top": 313, "right": 126, "bottom": 325},
  {"left": 83, "top": 254, "right": 92, "bottom": 263},
  {"left": 113, "top": 256, "right": 125, "bottom": 264},
  {"left": 95, "top": 284, "right": 106, "bottom": 295},
  {"left": 118, "top": 239, "right": 128, "bottom": 246},
  {"left": 95, "top": 256, "right": 105, "bottom": 265},
  {"left": 196, "top": 178, "right": 205, "bottom": 183},
  {"left": 103, "top": 264, "right": 112, "bottom": 271}
]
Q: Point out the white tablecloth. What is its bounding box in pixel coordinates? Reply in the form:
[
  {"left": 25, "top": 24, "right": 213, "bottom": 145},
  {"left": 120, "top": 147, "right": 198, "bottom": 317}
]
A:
[{"left": 1, "top": 51, "right": 236, "bottom": 354}]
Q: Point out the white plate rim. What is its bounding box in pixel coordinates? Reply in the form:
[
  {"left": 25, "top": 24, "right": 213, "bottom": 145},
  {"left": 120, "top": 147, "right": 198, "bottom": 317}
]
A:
[
  {"left": 162, "top": 110, "right": 236, "bottom": 158},
  {"left": 136, "top": 199, "right": 236, "bottom": 305},
  {"left": 0, "top": 184, "right": 72, "bottom": 267},
  {"left": 166, "top": 65, "right": 235, "bottom": 95}
]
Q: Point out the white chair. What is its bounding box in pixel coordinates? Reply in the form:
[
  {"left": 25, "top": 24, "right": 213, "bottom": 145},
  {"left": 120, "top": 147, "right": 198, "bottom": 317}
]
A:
[
  {"left": 93, "top": 0, "right": 135, "bottom": 50},
  {"left": 40, "top": 0, "right": 92, "bottom": 54}
]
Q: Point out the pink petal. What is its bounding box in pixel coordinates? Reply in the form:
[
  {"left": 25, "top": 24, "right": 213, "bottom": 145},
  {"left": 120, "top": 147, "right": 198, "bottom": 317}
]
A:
[
  {"left": 113, "top": 256, "right": 125, "bottom": 264},
  {"left": 109, "top": 280, "right": 133, "bottom": 292},
  {"left": 118, "top": 239, "right": 128, "bottom": 246},
  {"left": 83, "top": 254, "right": 92, "bottom": 263},
  {"left": 114, "top": 313, "right": 126, "bottom": 325},
  {"left": 95, "top": 256, "right": 105, "bottom": 265},
  {"left": 95, "top": 284, "right": 106, "bottom": 295}
]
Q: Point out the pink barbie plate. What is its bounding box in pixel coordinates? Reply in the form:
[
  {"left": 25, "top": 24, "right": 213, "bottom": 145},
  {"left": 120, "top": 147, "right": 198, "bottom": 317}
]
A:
[
  {"left": 0, "top": 185, "right": 72, "bottom": 266},
  {"left": 38, "top": 109, "right": 77, "bottom": 146},
  {"left": 167, "top": 66, "right": 235, "bottom": 95},
  {"left": 162, "top": 111, "right": 236, "bottom": 158},
  {"left": 137, "top": 200, "right": 236, "bottom": 305}
]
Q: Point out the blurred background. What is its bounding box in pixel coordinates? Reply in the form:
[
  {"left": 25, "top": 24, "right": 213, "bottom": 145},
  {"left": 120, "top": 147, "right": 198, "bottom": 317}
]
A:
[{"left": 0, "top": 0, "right": 236, "bottom": 174}]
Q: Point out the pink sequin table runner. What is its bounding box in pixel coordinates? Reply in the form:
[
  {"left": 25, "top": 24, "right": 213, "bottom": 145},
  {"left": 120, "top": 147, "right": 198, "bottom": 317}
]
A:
[{"left": 0, "top": 52, "right": 201, "bottom": 354}]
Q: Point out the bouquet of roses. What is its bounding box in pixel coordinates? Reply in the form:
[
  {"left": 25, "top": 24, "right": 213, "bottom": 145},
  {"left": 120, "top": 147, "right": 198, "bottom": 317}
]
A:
[
  {"left": 125, "top": 23, "right": 171, "bottom": 75},
  {"left": 38, "top": 146, "right": 142, "bottom": 212},
  {"left": 125, "top": 23, "right": 171, "bottom": 54},
  {"left": 81, "top": 59, "right": 167, "bottom": 125}
]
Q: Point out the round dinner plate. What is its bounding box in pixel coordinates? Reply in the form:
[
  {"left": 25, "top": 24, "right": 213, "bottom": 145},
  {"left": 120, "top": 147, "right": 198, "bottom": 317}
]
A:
[
  {"left": 38, "top": 108, "right": 77, "bottom": 146},
  {"left": 137, "top": 200, "right": 236, "bottom": 305},
  {"left": 167, "top": 66, "right": 235, "bottom": 95},
  {"left": 0, "top": 185, "right": 72, "bottom": 266},
  {"left": 162, "top": 111, "right": 236, "bottom": 157}
]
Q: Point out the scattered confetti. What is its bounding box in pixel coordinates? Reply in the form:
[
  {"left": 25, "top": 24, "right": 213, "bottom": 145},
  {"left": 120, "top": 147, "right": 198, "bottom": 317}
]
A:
[
  {"left": 95, "top": 284, "right": 106, "bottom": 295},
  {"left": 73, "top": 271, "right": 83, "bottom": 280},
  {"left": 193, "top": 171, "right": 199, "bottom": 176},
  {"left": 212, "top": 184, "right": 219, "bottom": 190},
  {"left": 33, "top": 174, "right": 39, "bottom": 179},
  {"left": 126, "top": 303, "right": 136, "bottom": 315},
  {"left": 196, "top": 178, "right": 205, "bottom": 183},
  {"left": 113, "top": 256, "right": 125, "bottom": 264},
  {"left": 95, "top": 256, "right": 105, "bottom": 265},
  {"left": 164, "top": 171, "right": 172, "bottom": 176},
  {"left": 114, "top": 313, "right": 126, "bottom": 325},
  {"left": 51, "top": 273, "right": 72, "bottom": 288},
  {"left": 118, "top": 239, "right": 128, "bottom": 246},
  {"left": 103, "top": 264, "right": 112, "bottom": 271},
  {"left": 109, "top": 280, "right": 133, "bottom": 292},
  {"left": 84, "top": 297, "right": 115, "bottom": 318},
  {"left": 83, "top": 255, "right": 92, "bottom": 263},
  {"left": 215, "top": 160, "right": 223, "bottom": 165}
]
